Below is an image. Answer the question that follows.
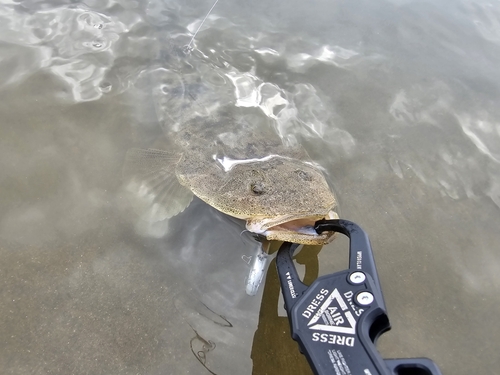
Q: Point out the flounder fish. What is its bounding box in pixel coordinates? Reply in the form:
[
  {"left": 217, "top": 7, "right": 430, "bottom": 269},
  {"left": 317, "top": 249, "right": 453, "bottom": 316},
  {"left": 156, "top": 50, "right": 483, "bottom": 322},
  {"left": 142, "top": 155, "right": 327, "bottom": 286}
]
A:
[{"left": 123, "top": 102, "right": 338, "bottom": 245}]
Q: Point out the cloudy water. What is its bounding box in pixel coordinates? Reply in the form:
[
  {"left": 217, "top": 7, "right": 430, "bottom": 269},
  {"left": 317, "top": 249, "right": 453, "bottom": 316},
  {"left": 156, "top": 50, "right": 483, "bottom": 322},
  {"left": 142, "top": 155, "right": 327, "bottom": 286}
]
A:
[{"left": 1, "top": 0, "right": 500, "bottom": 374}]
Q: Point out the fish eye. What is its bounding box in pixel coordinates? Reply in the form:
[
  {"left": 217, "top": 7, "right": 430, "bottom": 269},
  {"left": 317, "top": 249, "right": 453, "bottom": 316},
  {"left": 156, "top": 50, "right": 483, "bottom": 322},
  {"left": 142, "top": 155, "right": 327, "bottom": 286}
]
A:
[
  {"left": 250, "top": 182, "right": 265, "bottom": 195},
  {"left": 296, "top": 170, "right": 312, "bottom": 182}
]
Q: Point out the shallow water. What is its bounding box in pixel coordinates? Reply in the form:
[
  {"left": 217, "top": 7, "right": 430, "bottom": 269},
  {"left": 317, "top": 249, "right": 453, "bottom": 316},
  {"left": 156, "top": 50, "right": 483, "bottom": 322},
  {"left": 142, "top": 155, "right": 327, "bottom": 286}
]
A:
[{"left": 1, "top": 0, "right": 500, "bottom": 374}]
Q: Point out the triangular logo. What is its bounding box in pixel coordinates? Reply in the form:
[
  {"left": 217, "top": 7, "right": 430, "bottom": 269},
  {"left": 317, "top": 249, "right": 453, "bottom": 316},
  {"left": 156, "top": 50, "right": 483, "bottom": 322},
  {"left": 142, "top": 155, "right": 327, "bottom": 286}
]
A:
[{"left": 307, "top": 288, "right": 356, "bottom": 334}]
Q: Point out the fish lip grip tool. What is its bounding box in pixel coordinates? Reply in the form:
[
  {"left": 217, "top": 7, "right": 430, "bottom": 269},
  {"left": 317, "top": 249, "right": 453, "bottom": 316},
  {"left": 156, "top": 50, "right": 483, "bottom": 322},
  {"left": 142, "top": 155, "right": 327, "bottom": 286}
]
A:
[{"left": 276, "top": 219, "right": 442, "bottom": 375}]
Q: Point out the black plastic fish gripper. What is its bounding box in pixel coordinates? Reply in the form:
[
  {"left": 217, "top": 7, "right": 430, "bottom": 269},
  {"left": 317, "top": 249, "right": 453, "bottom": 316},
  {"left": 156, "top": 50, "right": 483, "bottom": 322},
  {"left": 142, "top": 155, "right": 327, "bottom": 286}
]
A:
[{"left": 276, "top": 219, "right": 442, "bottom": 375}]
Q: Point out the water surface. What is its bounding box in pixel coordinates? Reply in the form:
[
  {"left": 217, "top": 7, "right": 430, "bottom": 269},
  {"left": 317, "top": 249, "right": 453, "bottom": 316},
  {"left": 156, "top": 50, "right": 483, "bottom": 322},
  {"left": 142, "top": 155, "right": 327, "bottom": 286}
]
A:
[{"left": 1, "top": 0, "right": 500, "bottom": 374}]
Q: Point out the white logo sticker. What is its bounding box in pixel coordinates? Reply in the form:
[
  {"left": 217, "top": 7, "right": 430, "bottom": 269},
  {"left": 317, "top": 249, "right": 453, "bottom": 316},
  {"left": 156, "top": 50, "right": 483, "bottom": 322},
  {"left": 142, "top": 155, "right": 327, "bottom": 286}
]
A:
[{"left": 307, "top": 289, "right": 357, "bottom": 335}]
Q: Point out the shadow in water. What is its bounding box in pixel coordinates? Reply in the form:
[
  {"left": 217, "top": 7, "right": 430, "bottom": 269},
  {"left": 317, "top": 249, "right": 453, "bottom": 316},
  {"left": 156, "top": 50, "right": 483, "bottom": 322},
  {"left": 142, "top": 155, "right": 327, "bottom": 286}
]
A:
[{"left": 252, "top": 243, "right": 322, "bottom": 375}]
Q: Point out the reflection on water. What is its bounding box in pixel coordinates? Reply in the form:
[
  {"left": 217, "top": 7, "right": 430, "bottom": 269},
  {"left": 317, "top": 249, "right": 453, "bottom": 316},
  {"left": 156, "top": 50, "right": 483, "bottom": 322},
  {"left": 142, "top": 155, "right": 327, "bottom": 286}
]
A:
[
  {"left": 1, "top": 0, "right": 500, "bottom": 374},
  {"left": 252, "top": 243, "right": 321, "bottom": 375}
]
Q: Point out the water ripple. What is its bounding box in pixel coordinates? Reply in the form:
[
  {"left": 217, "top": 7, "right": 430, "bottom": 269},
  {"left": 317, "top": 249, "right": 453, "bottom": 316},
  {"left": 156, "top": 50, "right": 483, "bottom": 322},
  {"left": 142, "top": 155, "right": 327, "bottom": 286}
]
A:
[
  {"left": 386, "top": 80, "right": 500, "bottom": 206},
  {"left": 463, "top": 0, "right": 500, "bottom": 43},
  {"left": 458, "top": 114, "right": 500, "bottom": 163},
  {"left": 0, "top": 3, "right": 140, "bottom": 101},
  {"left": 225, "top": 66, "right": 355, "bottom": 155},
  {"left": 389, "top": 82, "right": 452, "bottom": 126}
]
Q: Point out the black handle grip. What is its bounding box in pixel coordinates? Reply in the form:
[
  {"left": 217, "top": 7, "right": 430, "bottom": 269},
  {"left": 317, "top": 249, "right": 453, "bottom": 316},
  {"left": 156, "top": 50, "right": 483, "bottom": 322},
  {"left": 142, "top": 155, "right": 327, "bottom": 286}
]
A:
[{"left": 275, "top": 219, "right": 442, "bottom": 375}]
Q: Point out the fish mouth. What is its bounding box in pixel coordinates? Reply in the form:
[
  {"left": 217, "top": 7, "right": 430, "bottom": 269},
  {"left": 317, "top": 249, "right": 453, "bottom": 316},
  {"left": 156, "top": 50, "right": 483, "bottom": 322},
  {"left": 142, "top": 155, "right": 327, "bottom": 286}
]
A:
[{"left": 246, "top": 210, "right": 338, "bottom": 245}]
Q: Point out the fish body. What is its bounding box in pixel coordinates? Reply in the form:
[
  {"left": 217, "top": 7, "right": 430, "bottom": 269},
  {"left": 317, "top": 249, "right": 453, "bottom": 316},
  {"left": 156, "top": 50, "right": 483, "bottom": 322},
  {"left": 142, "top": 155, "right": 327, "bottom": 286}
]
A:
[{"left": 124, "top": 53, "right": 338, "bottom": 245}]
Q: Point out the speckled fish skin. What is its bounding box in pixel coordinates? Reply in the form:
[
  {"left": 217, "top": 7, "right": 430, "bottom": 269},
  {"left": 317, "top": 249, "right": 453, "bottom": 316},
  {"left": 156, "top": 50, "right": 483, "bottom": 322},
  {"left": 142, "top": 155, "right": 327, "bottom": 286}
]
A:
[{"left": 172, "top": 107, "right": 338, "bottom": 245}]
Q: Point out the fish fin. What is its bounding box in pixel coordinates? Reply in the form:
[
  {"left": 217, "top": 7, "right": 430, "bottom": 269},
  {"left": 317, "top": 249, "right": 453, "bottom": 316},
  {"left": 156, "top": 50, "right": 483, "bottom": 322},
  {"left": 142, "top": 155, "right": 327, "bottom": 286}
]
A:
[{"left": 123, "top": 148, "right": 193, "bottom": 221}]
